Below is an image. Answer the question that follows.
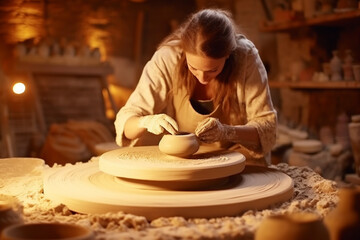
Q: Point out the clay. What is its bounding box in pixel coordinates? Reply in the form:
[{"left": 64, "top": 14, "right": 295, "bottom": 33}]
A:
[
  {"left": 98, "top": 146, "right": 246, "bottom": 181},
  {"left": 255, "top": 212, "right": 329, "bottom": 240},
  {"left": 0, "top": 223, "right": 94, "bottom": 240},
  {"left": 159, "top": 132, "right": 199, "bottom": 157},
  {"left": 1, "top": 158, "right": 337, "bottom": 239},
  {"left": 43, "top": 162, "right": 294, "bottom": 220}
]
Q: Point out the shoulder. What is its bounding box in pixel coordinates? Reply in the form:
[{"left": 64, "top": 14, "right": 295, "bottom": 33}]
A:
[
  {"left": 152, "top": 40, "right": 183, "bottom": 65},
  {"left": 235, "top": 34, "right": 258, "bottom": 56}
]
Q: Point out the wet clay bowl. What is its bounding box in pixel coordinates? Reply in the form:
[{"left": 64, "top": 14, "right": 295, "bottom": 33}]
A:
[
  {"left": 1, "top": 223, "right": 95, "bottom": 240},
  {"left": 159, "top": 132, "right": 199, "bottom": 158}
]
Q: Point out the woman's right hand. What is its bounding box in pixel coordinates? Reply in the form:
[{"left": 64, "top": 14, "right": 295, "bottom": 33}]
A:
[{"left": 138, "top": 114, "right": 179, "bottom": 135}]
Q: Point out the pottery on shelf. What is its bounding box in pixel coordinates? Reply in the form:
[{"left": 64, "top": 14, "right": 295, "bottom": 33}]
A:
[
  {"left": 255, "top": 212, "right": 329, "bottom": 240},
  {"left": 159, "top": 132, "right": 199, "bottom": 157},
  {"left": 0, "top": 223, "right": 95, "bottom": 240},
  {"left": 348, "top": 115, "right": 360, "bottom": 176},
  {"left": 330, "top": 50, "right": 342, "bottom": 81},
  {"left": 292, "top": 139, "right": 323, "bottom": 154},
  {"left": 343, "top": 49, "right": 354, "bottom": 81},
  {"left": 353, "top": 64, "right": 360, "bottom": 82},
  {"left": 324, "top": 187, "right": 360, "bottom": 240}
]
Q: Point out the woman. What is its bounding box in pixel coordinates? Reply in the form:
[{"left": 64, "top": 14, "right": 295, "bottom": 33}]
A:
[{"left": 114, "top": 9, "right": 277, "bottom": 165}]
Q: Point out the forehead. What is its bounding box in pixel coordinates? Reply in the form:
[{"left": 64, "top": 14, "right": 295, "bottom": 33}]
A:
[{"left": 185, "top": 52, "right": 226, "bottom": 71}]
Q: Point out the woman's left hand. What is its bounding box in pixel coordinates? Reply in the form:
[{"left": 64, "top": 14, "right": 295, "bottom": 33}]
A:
[{"left": 195, "top": 117, "right": 227, "bottom": 143}]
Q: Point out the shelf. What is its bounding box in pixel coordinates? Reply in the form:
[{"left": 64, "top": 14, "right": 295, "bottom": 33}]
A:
[
  {"left": 269, "top": 81, "right": 360, "bottom": 89},
  {"left": 15, "top": 62, "right": 114, "bottom": 76},
  {"left": 260, "top": 9, "right": 360, "bottom": 32}
]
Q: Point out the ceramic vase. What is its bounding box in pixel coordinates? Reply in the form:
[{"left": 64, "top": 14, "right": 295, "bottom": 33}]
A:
[
  {"left": 330, "top": 51, "right": 342, "bottom": 81},
  {"left": 159, "top": 132, "right": 199, "bottom": 157},
  {"left": 324, "top": 187, "right": 360, "bottom": 240},
  {"left": 348, "top": 117, "right": 360, "bottom": 176},
  {"left": 343, "top": 49, "right": 354, "bottom": 81},
  {"left": 255, "top": 212, "right": 329, "bottom": 240}
]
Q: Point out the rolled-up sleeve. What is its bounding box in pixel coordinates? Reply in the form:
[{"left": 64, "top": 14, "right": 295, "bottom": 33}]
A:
[{"left": 238, "top": 41, "right": 277, "bottom": 157}]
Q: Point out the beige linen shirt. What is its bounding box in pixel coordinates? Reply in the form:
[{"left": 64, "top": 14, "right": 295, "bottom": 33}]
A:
[{"left": 114, "top": 36, "right": 277, "bottom": 164}]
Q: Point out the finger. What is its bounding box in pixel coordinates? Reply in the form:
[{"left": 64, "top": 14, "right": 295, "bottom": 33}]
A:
[
  {"left": 195, "top": 118, "right": 213, "bottom": 136},
  {"left": 160, "top": 117, "right": 178, "bottom": 135},
  {"left": 196, "top": 118, "right": 218, "bottom": 136},
  {"left": 164, "top": 115, "right": 179, "bottom": 132}
]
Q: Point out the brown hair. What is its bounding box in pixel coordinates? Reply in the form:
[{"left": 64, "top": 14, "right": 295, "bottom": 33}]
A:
[{"left": 160, "top": 9, "right": 241, "bottom": 121}]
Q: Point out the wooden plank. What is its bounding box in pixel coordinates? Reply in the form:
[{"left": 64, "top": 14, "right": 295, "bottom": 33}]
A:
[
  {"left": 269, "top": 80, "right": 360, "bottom": 89},
  {"left": 260, "top": 10, "right": 360, "bottom": 32},
  {"left": 15, "top": 62, "right": 113, "bottom": 76}
]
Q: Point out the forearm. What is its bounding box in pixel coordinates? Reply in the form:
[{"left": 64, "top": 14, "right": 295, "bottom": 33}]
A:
[
  {"left": 124, "top": 116, "right": 146, "bottom": 140},
  {"left": 224, "top": 124, "right": 261, "bottom": 151}
]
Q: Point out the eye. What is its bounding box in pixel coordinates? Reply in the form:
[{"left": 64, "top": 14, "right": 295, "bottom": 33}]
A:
[{"left": 188, "top": 65, "right": 196, "bottom": 71}]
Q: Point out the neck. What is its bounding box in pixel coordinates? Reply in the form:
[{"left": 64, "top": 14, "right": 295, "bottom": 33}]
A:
[{"left": 192, "top": 81, "right": 214, "bottom": 100}]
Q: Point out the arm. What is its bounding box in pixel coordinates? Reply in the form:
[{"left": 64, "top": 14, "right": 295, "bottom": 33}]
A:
[
  {"left": 123, "top": 116, "right": 144, "bottom": 140},
  {"left": 114, "top": 46, "right": 181, "bottom": 146},
  {"left": 195, "top": 118, "right": 261, "bottom": 151}
]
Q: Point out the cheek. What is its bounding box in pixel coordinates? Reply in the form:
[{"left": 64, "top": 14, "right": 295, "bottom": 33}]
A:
[{"left": 188, "top": 68, "right": 198, "bottom": 77}]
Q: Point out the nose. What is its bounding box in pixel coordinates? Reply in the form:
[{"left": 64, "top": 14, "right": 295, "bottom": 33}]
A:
[{"left": 196, "top": 71, "right": 210, "bottom": 82}]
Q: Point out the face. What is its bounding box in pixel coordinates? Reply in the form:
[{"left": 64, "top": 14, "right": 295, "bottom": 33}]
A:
[{"left": 185, "top": 52, "right": 227, "bottom": 85}]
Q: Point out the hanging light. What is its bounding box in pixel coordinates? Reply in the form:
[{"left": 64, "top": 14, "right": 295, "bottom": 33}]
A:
[{"left": 12, "top": 82, "right": 26, "bottom": 95}]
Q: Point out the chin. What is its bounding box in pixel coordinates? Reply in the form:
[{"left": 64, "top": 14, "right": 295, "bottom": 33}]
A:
[{"left": 199, "top": 80, "right": 211, "bottom": 85}]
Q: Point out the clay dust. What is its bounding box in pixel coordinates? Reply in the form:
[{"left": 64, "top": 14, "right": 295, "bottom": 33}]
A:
[{"left": 0, "top": 158, "right": 338, "bottom": 240}]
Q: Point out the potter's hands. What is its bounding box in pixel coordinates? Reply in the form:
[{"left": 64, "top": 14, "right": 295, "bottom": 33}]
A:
[
  {"left": 138, "top": 114, "right": 179, "bottom": 135},
  {"left": 195, "top": 117, "right": 234, "bottom": 143}
]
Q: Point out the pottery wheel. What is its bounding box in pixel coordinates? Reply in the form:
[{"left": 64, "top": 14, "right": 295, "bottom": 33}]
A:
[
  {"left": 99, "top": 146, "right": 246, "bottom": 181},
  {"left": 43, "top": 161, "right": 294, "bottom": 220}
]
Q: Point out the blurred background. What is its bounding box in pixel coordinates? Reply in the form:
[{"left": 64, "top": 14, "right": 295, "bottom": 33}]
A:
[{"left": 0, "top": 0, "right": 359, "bottom": 182}]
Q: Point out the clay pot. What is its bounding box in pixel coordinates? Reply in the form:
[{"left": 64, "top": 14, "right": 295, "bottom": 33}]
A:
[
  {"left": 324, "top": 187, "right": 360, "bottom": 240},
  {"left": 0, "top": 196, "right": 23, "bottom": 234},
  {"left": 255, "top": 212, "right": 329, "bottom": 240},
  {"left": 1, "top": 223, "right": 94, "bottom": 240},
  {"left": 159, "top": 132, "right": 199, "bottom": 157}
]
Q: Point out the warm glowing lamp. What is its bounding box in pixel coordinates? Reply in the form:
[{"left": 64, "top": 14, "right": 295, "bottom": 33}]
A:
[{"left": 12, "top": 82, "right": 26, "bottom": 94}]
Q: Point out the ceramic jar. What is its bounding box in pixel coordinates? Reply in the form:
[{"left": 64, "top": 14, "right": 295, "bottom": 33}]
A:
[
  {"left": 255, "top": 212, "right": 329, "bottom": 240},
  {"left": 324, "top": 187, "right": 360, "bottom": 240},
  {"left": 330, "top": 50, "right": 342, "bottom": 81},
  {"left": 349, "top": 115, "right": 360, "bottom": 176},
  {"left": 0, "top": 197, "right": 23, "bottom": 234},
  {"left": 159, "top": 132, "right": 199, "bottom": 157}
]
